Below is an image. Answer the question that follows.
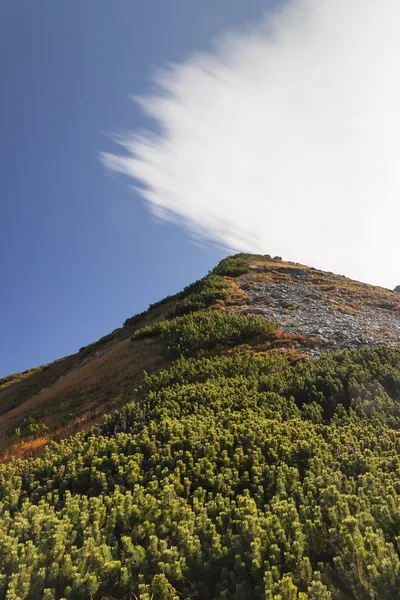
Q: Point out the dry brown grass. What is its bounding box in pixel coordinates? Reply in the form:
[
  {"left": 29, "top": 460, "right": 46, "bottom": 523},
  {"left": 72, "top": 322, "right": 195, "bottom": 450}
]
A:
[
  {"left": 2, "top": 435, "right": 51, "bottom": 462},
  {"left": 0, "top": 366, "right": 44, "bottom": 392},
  {"left": 0, "top": 284, "right": 247, "bottom": 462},
  {"left": 0, "top": 337, "right": 165, "bottom": 462},
  {"left": 222, "top": 277, "right": 248, "bottom": 305},
  {"left": 0, "top": 297, "right": 177, "bottom": 463}
]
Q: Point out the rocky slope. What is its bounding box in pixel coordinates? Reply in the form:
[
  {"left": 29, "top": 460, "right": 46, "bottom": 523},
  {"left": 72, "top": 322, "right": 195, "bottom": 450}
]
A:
[{"left": 233, "top": 259, "right": 400, "bottom": 357}]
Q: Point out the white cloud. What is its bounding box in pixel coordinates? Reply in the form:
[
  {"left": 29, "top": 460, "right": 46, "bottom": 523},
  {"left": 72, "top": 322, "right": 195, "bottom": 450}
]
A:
[{"left": 101, "top": 0, "right": 400, "bottom": 289}]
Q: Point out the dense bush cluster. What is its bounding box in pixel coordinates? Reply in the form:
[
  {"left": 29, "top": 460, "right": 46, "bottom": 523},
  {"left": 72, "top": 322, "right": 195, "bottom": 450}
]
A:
[
  {"left": 2, "top": 255, "right": 400, "bottom": 600},
  {"left": 0, "top": 341, "right": 400, "bottom": 598},
  {"left": 143, "top": 273, "right": 230, "bottom": 320},
  {"left": 82, "top": 253, "right": 274, "bottom": 355},
  {"left": 211, "top": 253, "right": 258, "bottom": 277},
  {"left": 123, "top": 310, "right": 147, "bottom": 328},
  {"left": 211, "top": 253, "right": 284, "bottom": 277},
  {"left": 148, "top": 295, "right": 175, "bottom": 311},
  {"left": 15, "top": 417, "right": 49, "bottom": 439},
  {"left": 132, "top": 310, "right": 279, "bottom": 358},
  {"left": 171, "top": 275, "right": 230, "bottom": 317}
]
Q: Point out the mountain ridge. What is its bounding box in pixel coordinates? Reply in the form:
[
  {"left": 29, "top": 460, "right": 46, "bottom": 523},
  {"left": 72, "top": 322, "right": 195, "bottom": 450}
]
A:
[{"left": 1, "top": 253, "right": 399, "bottom": 461}]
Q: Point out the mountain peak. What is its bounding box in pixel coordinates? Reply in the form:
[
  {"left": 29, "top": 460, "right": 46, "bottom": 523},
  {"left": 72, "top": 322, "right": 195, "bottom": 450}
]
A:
[
  {"left": 0, "top": 252, "right": 399, "bottom": 461},
  {"left": 224, "top": 254, "right": 400, "bottom": 357}
]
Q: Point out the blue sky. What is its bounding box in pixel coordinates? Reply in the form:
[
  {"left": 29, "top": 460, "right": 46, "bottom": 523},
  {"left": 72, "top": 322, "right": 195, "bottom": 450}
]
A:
[
  {"left": 0, "top": 0, "right": 273, "bottom": 377},
  {"left": 2, "top": 1, "right": 399, "bottom": 377}
]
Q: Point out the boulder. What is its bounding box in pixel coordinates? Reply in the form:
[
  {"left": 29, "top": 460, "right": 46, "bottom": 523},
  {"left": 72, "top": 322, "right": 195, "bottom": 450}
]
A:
[{"left": 395, "top": 285, "right": 400, "bottom": 293}]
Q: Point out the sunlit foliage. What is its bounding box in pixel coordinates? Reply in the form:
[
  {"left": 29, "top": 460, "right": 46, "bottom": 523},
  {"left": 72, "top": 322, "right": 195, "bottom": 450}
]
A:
[
  {"left": 1, "top": 257, "right": 400, "bottom": 599},
  {"left": 132, "top": 310, "right": 279, "bottom": 357}
]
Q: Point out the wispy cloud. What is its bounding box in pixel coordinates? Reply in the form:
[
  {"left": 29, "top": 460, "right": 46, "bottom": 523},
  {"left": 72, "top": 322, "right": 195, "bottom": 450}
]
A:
[{"left": 101, "top": 0, "right": 400, "bottom": 288}]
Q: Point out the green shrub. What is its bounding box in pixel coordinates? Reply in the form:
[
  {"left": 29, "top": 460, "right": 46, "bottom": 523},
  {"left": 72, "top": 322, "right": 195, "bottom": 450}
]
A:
[
  {"left": 123, "top": 310, "right": 147, "bottom": 327},
  {"left": 212, "top": 252, "right": 275, "bottom": 277},
  {"left": 212, "top": 253, "right": 256, "bottom": 276},
  {"left": 0, "top": 367, "right": 40, "bottom": 387},
  {"left": 79, "top": 331, "right": 118, "bottom": 354},
  {"left": 0, "top": 373, "right": 22, "bottom": 386},
  {"left": 171, "top": 274, "right": 230, "bottom": 317},
  {"left": 1, "top": 345, "right": 400, "bottom": 598},
  {"left": 15, "top": 417, "right": 49, "bottom": 439},
  {"left": 148, "top": 294, "right": 175, "bottom": 310},
  {"left": 3, "top": 254, "right": 400, "bottom": 599},
  {"left": 132, "top": 310, "right": 279, "bottom": 357}
]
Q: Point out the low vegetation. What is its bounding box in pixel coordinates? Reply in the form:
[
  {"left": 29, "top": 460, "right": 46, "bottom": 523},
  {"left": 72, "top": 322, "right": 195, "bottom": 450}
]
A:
[
  {"left": 171, "top": 274, "right": 230, "bottom": 316},
  {"left": 211, "top": 253, "right": 282, "bottom": 278},
  {"left": 78, "top": 331, "right": 118, "bottom": 356},
  {"left": 149, "top": 294, "right": 176, "bottom": 310},
  {"left": 123, "top": 310, "right": 147, "bottom": 327},
  {"left": 211, "top": 252, "right": 259, "bottom": 277},
  {"left": 1, "top": 254, "right": 400, "bottom": 599},
  {"left": 0, "top": 342, "right": 400, "bottom": 598},
  {"left": 15, "top": 416, "right": 49, "bottom": 439},
  {"left": 0, "top": 366, "right": 43, "bottom": 389},
  {"left": 132, "top": 309, "right": 279, "bottom": 357}
]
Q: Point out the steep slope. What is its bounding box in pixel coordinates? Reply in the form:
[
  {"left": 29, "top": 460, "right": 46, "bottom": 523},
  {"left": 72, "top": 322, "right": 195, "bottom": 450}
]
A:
[
  {"left": 0, "top": 254, "right": 400, "bottom": 599},
  {"left": 234, "top": 258, "right": 400, "bottom": 355},
  {"left": 0, "top": 300, "right": 174, "bottom": 460},
  {"left": 0, "top": 254, "right": 399, "bottom": 462}
]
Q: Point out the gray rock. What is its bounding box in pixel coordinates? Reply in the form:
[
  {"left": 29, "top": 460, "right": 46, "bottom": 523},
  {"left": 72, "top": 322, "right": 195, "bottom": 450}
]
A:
[
  {"left": 237, "top": 276, "right": 400, "bottom": 358},
  {"left": 381, "top": 300, "right": 394, "bottom": 309}
]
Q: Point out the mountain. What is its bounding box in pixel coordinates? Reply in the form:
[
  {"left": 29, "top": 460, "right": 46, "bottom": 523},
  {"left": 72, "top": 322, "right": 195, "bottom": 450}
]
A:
[
  {"left": 1, "top": 253, "right": 398, "bottom": 463},
  {"left": 1, "top": 253, "right": 400, "bottom": 599}
]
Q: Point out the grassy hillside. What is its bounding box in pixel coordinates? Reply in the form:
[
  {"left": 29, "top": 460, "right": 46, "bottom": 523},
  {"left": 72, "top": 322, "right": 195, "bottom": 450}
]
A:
[
  {"left": 1, "top": 254, "right": 400, "bottom": 599},
  {"left": 0, "top": 303, "right": 168, "bottom": 461}
]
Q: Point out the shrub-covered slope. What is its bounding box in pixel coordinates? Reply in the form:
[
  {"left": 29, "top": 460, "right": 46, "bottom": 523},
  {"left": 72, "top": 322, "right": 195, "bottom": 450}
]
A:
[
  {"left": 1, "top": 254, "right": 400, "bottom": 599},
  {"left": 0, "top": 267, "right": 244, "bottom": 460}
]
